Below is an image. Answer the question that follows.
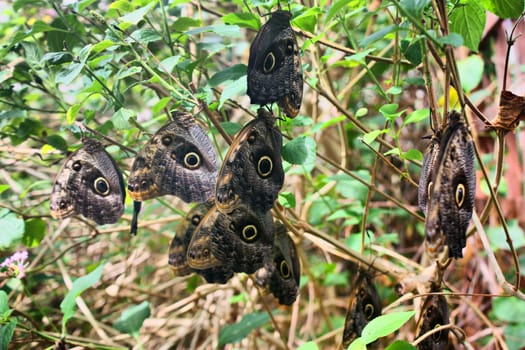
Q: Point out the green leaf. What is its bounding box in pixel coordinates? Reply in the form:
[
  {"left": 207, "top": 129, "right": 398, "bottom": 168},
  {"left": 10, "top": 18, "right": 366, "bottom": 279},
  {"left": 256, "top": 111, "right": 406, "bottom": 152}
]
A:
[
  {"left": 278, "top": 192, "right": 296, "bottom": 209},
  {"left": 362, "top": 129, "right": 386, "bottom": 144},
  {"left": 67, "top": 104, "right": 81, "bottom": 125},
  {"left": 403, "top": 148, "right": 423, "bottom": 161},
  {"left": 129, "top": 28, "right": 162, "bottom": 44},
  {"left": 292, "top": 7, "right": 322, "bottom": 33},
  {"left": 186, "top": 24, "right": 242, "bottom": 38},
  {"left": 0, "top": 320, "right": 16, "bottom": 350},
  {"left": 111, "top": 108, "right": 135, "bottom": 130},
  {"left": 209, "top": 64, "right": 247, "bottom": 87},
  {"left": 120, "top": 2, "right": 156, "bottom": 24},
  {"left": 13, "top": 0, "right": 46, "bottom": 12},
  {"left": 0, "top": 209, "right": 25, "bottom": 249},
  {"left": 218, "top": 121, "right": 242, "bottom": 136},
  {"left": 56, "top": 62, "right": 84, "bottom": 85},
  {"left": 348, "top": 337, "right": 366, "bottom": 350},
  {"left": 379, "top": 103, "right": 405, "bottom": 121},
  {"left": 385, "top": 340, "right": 418, "bottom": 350},
  {"left": 41, "top": 52, "right": 72, "bottom": 65},
  {"left": 298, "top": 341, "right": 319, "bottom": 350},
  {"left": 479, "top": 0, "right": 525, "bottom": 19},
  {"left": 281, "top": 136, "right": 316, "bottom": 167},
  {"left": 113, "top": 301, "right": 151, "bottom": 335},
  {"left": 457, "top": 55, "right": 484, "bottom": 92},
  {"left": 159, "top": 56, "right": 180, "bottom": 74},
  {"left": 219, "top": 76, "right": 246, "bottom": 109},
  {"left": 0, "top": 185, "right": 9, "bottom": 195},
  {"left": 399, "top": 0, "right": 431, "bottom": 18},
  {"left": 504, "top": 323, "right": 525, "bottom": 350},
  {"left": 218, "top": 312, "right": 270, "bottom": 346},
  {"left": 172, "top": 17, "right": 201, "bottom": 32},
  {"left": 60, "top": 263, "right": 105, "bottom": 330},
  {"left": 436, "top": 33, "right": 464, "bottom": 47},
  {"left": 310, "top": 115, "right": 346, "bottom": 133},
  {"left": 403, "top": 108, "right": 429, "bottom": 125},
  {"left": 492, "top": 297, "right": 525, "bottom": 323},
  {"left": 326, "top": 0, "right": 352, "bottom": 23},
  {"left": 361, "top": 311, "right": 415, "bottom": 344},
  {"left": 45, "top": 134, "right": 68, "bottom": 152},
  {"left": 22, "top": 218, "right": 46, "bottom": 248},
  {"left": 222, "top": 13, "right": 260, "bottom": 30},
  {"left": 359, "top": 24, "right": 397, "bottom": 48},
  {"left": 487, "top": 220, "right": 525, "bottom": 250},
  {"left": 0, "top": 291, "right": 9, "bottom": 316},
  {"left": 115, "top": 66, "right": 143, "bottom": 80},
  {"left": 449, "top": 1, "right": 485, "bottom": 52}
]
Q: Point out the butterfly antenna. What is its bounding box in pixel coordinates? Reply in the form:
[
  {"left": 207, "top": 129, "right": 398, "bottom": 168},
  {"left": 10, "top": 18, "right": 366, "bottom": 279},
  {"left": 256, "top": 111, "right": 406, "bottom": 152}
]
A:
[{"left": 130, "top": 200, "right": 142, "bottom": 236}]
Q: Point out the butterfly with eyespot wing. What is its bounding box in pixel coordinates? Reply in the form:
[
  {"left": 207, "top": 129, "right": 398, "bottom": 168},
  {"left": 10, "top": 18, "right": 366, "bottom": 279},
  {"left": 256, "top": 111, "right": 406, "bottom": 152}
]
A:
[
  {"left": 422, "top": 111, "right": 475, "bottom": 259},
  {"left": 415, "top": 285, "right": 450, "bottom": 350},
  {"left": 128, "top": 112, "right": 218, "bottom": 203},
  {"left": 186, "top": 203, "right": 274, "bottom": 275},
  {"left": 50, "top": 138, "right": 125, "bottom": 225},
  {"left": 256, "top": 222, "right": 300, "bottom": 305},
  {"left": 215, "top": 108, "right": 284, "bottom": 214},
  {"left": 247, "top": 10, "right": 303, "bottom": 118},
  {"left": 168, "top": 200, "right": 234, "bottom": 284},
  {"left": 342, "top": 272, "right": 382, "bottom": 348}
]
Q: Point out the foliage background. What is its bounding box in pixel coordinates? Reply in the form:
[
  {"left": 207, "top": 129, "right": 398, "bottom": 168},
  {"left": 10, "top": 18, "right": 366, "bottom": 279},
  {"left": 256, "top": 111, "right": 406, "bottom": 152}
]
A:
[{"left": 0, "top": 0, "right": 525, "bottom": 349}]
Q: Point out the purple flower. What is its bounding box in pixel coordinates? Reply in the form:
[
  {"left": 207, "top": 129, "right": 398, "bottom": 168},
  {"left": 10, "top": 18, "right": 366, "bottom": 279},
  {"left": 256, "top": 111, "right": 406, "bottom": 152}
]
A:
[{"left": 0, "top": 251, "right": 29, "bottom": 279}]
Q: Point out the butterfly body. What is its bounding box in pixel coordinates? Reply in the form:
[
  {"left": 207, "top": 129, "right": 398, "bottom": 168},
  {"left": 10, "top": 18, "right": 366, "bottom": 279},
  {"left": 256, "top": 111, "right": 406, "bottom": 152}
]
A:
[
  {"left": 128, "top": 113, "right": 217, "bottom": 203},
  {"left": 247, "top": 10, "right": 303, "bottom": 118},
  {"left": 50, "top": 139, "right": 125, "bottom": 225}
]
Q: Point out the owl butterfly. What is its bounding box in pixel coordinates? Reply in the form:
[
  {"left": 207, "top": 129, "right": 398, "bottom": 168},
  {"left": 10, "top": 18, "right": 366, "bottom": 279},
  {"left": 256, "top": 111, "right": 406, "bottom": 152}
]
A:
[
  {"left": 415, "top": 286, "right": 450, "bottom": 350},
  {"left": 50, "top": 138, "right": 125, "bottom": 225},
  {"left": 168, "top": 201, "right": 234, "bottom": 284},
  {"left": 128, "top": 112, "right": 218, "bottom": 203},
  {"left": 247, "top": 10, "right": 303, "bottom": 118},
  {"left": 256, "top": 223, "right": 300, "bottom": 305},
  {"left": 422, "top": 111, "right": 475, "bottom": 259},
  {"left": 215, "top": 108, "right": 284, "bottom": 214},
  {"left": 342, "top": 273, "right": 382, "bottom": 348},
  {"left": 186, "top": 203, "right": 274, "bottom": 275}
]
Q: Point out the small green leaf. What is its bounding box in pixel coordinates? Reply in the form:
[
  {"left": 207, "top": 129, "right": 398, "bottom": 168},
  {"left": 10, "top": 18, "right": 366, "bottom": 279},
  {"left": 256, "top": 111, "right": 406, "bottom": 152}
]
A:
[
  {"left": 217, "top": 122, "right": 242, "bottom": 136},
  {"left": 403, "top": 148, "right": 423, "bottom": 162},
  {"left": 115, "top": 66, "right": 143, "bottom": 80},
  {"left": 348, "top": 337, "right": 366, "bottom": 350},
  {"left": 222, "top": 12, "right": 260, "bottom": 30},
  {"left": 60, "top": 263, "right": 105, "bottom": 329},
  {"left": 311, "top": 115, "right": 346, "bottom": 133},
  {"left": 218, "top": 312, "right": 270, "bottom": 346},
  {"left": 56, "top": 62, "right": 84, "bottom": 85},
  {"left": 403, "top": 108, "right": 429, "bottom": 125},
  {"left": 209, "top": 64, "right": 247, "bottom": 87},
  {"left": 0, "top": 291, "right": 9, "bottom": 315},
  {"left": 492, "top": 297, "right": 525, "bottom": 323},
  {"left": 386, "top": 86, "right": 402, "bottom": 95},
  {"left": 326, "top": 0, "right": 352, "bottom": 23},
  {"left": 457, "top": 55, "right": 484, "bottom": 92},
  {"left": 436, "top": 33, "right": 464, "bottom": 47},
  {"left": 0, "top": 185, "right": 9, "bottom": 195},
  {"left": 479, "top": 0, "right": 524, "bottom": 19},
  {"left": 355, "top": 108, "right": 368, "bottom": 118},
  {"left": 362, "top": 129, "right": 386, "bottom": 144},
  {"left": 0, "top": 320, "right": 16, "bottom": 350},
  {"left": 379, "top": 103, "right": 405, "bottom": 121},
  {"left": 186, "top": 24, "right": 242, "bottom": 38},
  {"left": 278, "top": 192, "right": 296, "bottom": 209},
  {"left": 172, "top": 17, "right": 201, "bottom": 31},
  {"left": 292, "top": 7, "right": 322, "bottom": 33},
  {"left": 41, "top": 52, "right": 72, "bottom": 65},
  {"left": 359, "top": 24, "right": 397, "bottom": 48},
  {"left": 120, "top": 2, "right": 156, "bottom": 24},
  {"left": 219, "top": 77, "right": 246, "bottom": 108},
  {"left": 281, "top": 136, "right": 316, "bottom": 167},
  {"left": 111, "top": 108, "right": 135, "bottom": 130},
  {"left": 385, "top": 340, "right": 418, "bottom": 350},
  {"left": 0, "top": 209, "right": 25, "bottom": 249},
  {"left": 22, "top": 218, "right": 46, "bottom": 248},
  {"left": 361, "top": 311, "right": 415, "bottom": 344},
  {"left": 399, "top": 0, "right": 431, "bottom": 18},
  {"left": 487, "top": 220, "right": 525, "bottom": 250},
  {"left": 449, "top": 1, "right": 485, "bottom": 52},
  {"left": 67, "top": 104, "right": 81, "bottom": 125},
  {"left": 113, "top": 301, "right": 151, "bottom": 336},
  {"left": 504, "top": 323, "right": 525, "bottom": 350},
  {"left": 129, "top": 28, "right": 162, "bottom": 44},
  {"left": 45, "top": 134, "right": 68, "bottom": 152}
]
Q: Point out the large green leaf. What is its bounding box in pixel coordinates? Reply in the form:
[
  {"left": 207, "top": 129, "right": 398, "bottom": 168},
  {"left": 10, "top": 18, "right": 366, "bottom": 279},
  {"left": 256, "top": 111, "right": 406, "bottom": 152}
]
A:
[
  {"left": 360, "top": 311, "right": 415, "bottom": 344},
  {"left": 479, "top": 0, "right": 525, "bottom": 19},
  {"left": 218, "top": 312, "right": 270, "bottom": 346},
  {"left": 60, "top": 263, "right": 105, "bottom": 330},
  {"left": 0, "top": 320, "right": 16, "bottom": 350},
  {"left": 0, "top": 209, "right": 25, "bottom": 249},
  {"left": 449, "top": 1, "right": 486, "bottom": 52}
]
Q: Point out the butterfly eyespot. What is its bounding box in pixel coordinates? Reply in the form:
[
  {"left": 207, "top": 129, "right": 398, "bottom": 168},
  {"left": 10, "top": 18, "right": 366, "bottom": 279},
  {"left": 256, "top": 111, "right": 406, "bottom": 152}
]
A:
[
  {"left": 72, "top": 160, "right": 82, "bottom": 171},
  {"left": 59, "top": 200, "right": 68, "bottom": 210},
  {"left": 285, "top": 39, "right": 294, "bottom": 55},
  {"left": 257, "top": 156, "right": 273, "bottom": 178},
  {"left": 279, "top": 260, "right": 291, "bottom": 279},
  {"left": 202, "top": 248, "right": 209, "bottom": 257},
  {"left": 161, "top": 135, "right": 172, "bottom": 146},
  {"left": 242, "top": 224, "right": 258, "bottom": 241},
  {"left": 191, "top": 214, "right": 201, "bottom": 226},
  {"left": 94, "top": 177, "right": 110, "bottom": 196},
  {"left": 432, "top": 324, "right": 442, "bottom": 341},
  {"left": 141, "top": 180, "right": 148, "bottom": 188},
  {"left": 248, "top": 131, "right": 257, "bottom": 144},
  {"left": 364, "top": 303, "right": 375, "bottom": 319},
  {"left": 184, "top": 152, "right": 201, "bottom": 169},
  {"left": 263, "top": 52, "right": 276, "bottom": 73},
  {"left": 455, "top": 183, "right": 466, "bottom": 207}
]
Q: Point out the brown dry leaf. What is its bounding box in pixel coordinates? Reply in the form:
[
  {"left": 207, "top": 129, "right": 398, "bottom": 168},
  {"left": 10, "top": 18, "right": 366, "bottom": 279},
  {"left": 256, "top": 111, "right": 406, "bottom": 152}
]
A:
[{"left": 491, "top": 90, "right": 525, "bottom": 131}]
